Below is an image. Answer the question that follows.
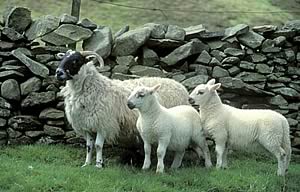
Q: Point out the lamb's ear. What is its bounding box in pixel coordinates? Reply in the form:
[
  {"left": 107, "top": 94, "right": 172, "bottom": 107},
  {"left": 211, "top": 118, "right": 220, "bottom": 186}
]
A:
[
  {"left": 209, "top": 83, "right": 221, "bottom": 91},
  {"left": 150, "top": 84, "right": 161, "bottom": 94},
  {"left": 207, "top": 79, "right": 216, "bottom": 85}
]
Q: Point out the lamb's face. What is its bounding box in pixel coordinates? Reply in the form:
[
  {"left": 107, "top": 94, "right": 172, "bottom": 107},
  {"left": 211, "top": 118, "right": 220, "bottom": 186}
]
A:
[
  {"left": 56, "top": 50, "right": 86, "bottom": 81},
  {"left": 189, "top": 84, "right": 209, "bottom": 105},
  {"left": 127, "top": 87, "right": 149, "bottom": 110}
]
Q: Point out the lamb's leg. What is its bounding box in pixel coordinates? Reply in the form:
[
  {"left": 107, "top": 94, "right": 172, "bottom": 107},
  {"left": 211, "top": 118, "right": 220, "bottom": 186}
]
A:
[
  {"left": 95, "top": 131, "right": 105, "bottom": 168},
  {"left": 156, "top": 140, "right": 169, "bottom": 173},
  {"left": 82, "top": 132, "right": 94, "bottom": 167},
  {"left": 171, "top": 150, "right": 185, "bottom": 169},
  {"left": 215, "top": 142, "right": 226, "bottom": 169},
  {"left": 142, "top": 141, "right": 152, "bottom": 170},
  {"left": 221, "top": 147, "right": 228, "bottom": 169}
]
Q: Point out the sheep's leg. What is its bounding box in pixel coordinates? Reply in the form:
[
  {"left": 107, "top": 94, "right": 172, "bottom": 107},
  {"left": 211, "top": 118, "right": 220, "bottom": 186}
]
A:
[
  {"left": 171, "top": 150, "right": 185, "bottom": 169},
  {"left": 95, "top": 132, "right": 105, "bottom": 168},
  {"left": 82, "top": 132, "right": 94, "bottom": 167},
  {"left": 221, "top": 147, "right": 228, "bottom": 169},
  {"left": 142, "top": 141, "right": 152, "bottom": 170},
  {"left": 156, "top": 139, "right": 169, "bottom": 173},
  {"left": 215, "top": 143, "right": 226, "bottom": 169},
  {"left": 195, "top": 138, "right": 213, "bottom": 168}
]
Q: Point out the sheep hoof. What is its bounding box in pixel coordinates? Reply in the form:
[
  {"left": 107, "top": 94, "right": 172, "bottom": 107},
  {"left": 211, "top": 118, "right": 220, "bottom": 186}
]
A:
[
  {"left": 95, "top": 162, "right": 104, "bottom": 168},
  {"left": 81, "top": 163, "right": 90, "bottom": 168},
  {"left": 156, "top": 168, "right": 164, "bottom": 173}
]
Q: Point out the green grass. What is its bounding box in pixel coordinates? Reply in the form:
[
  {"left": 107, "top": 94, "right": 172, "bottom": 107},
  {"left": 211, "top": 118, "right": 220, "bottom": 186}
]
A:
[
  {"left": 0, "top": 0, "right": 299, "bottom": 32},
  {"left": 0, "top": 144, "right": 300, "bottom": 192}
]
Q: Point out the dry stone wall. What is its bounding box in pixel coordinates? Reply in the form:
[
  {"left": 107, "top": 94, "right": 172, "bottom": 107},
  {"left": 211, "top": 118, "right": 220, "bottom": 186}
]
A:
[{"left": 0, "top": 7, "right": 299, "bottom": 153}]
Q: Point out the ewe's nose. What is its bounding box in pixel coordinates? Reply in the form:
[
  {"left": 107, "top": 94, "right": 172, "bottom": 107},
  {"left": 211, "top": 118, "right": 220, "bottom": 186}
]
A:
[
  {"left": 188, "top": 97, "right": 195, "bottom": 105},
  {"left": 55, "top": 68, "right": 66, "bottom": 81},
  {"left": 127, "top": 101, "right": 135, "bottom": 110}
]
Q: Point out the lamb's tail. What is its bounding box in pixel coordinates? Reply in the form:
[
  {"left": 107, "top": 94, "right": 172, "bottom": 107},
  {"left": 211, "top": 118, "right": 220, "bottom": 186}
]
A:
[{"left": 282, "top": 118, "right": 292, "bottom": 173}]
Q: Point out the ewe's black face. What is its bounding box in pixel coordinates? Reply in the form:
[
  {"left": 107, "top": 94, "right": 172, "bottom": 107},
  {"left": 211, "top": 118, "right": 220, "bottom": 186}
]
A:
[{"left": 56, "top": 51, "right": 87, "bottom": 81}]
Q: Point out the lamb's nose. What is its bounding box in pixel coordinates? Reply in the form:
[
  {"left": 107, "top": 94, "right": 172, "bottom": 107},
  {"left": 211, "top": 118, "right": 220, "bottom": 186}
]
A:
[
  {"left": 127, "top": 101, "right": 135, "bottom": 109},
  {"left": 188, "top": 97, "right": 195, "bottom": 104}
]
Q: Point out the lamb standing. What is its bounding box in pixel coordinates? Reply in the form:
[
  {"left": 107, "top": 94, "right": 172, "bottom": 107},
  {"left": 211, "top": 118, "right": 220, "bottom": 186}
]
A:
[
  {"left": 56, "top": 50, "right": 190, "bottom": 168},
  {"left": 189, "top": 79, "right": 291, "bottom": 176},
  {"left": 127, "top": 84, "right": 212, "bottom": 173}
]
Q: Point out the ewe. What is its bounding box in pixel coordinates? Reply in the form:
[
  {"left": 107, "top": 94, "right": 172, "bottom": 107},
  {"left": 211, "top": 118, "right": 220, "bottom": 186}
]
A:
[
  {"left": 189, "top": 79, "right": 291, "bottom": 176},
  {"left": 56, "top": 50, "right": 190, "bottom": 168},
  {"left": 127, "top": 84, "right": 212, "bottom": 173}
]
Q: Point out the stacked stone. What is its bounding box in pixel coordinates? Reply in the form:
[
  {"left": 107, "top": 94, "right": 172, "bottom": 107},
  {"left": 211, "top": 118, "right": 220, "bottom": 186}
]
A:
[{"left": 0, "top": 6, "right": 299, "bottom": 153}]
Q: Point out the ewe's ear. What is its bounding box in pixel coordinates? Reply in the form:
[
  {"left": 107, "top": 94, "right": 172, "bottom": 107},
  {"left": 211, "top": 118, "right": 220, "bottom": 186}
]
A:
[
  {"left": 150, "top": 84, "right": 161, "bottom": 94},
  {"left": 209, "top": 83, "right": 221, "bottom": 91},
  {"left": 207, "top": 79, "right": 216, "bottom": 85}
]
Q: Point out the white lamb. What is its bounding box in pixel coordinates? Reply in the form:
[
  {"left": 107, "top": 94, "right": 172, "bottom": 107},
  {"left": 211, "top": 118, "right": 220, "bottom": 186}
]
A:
[
  {"left": 189, "top": 79, "right": 291, "bottom": 176},
  {"left": 56, "top": 50, "right": 190, "bottom": 168},
  {"left": 127, "top": 84, "right": 212, "bottom": 173}
]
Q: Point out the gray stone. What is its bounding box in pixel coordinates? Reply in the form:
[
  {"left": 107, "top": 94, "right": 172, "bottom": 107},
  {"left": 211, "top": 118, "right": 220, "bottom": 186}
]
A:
[
  {"left": 116, "top": 56, "right": 137, "bottom": 66},
  {"left": 194, "top": 65, "right": 210, "bottom": 75},
  {"left": 222, "top": 24, "right": 249, "bottom": 40},
  {"left": 112, "top": 27, "right": 151, "bottom": 56},
  {"left": 7, "top": 128, "right": 22, "bottom": 138},
  {"left": 244, "top": 84, "right": 275, "bottom": 96},
  {"left": 255, "top": 64, "right": 273, "bottom": 74},
  {"left": 39, "top": 108, "right": 64, "bottom": 120},
  {"left": 287, "top": 118, "right": 298, "bottom": 127},
  {"left": 25, "top": 131, "right": 44, "bottom": 138},
  {"left": 272, "top": 29, "right": 296, "bottom": 39},
  {"left": 261, "top": 39, "right": 281, "bottom": 53},
  {"left": 172, "top": 74, "right": 186, "bottom": 82},
  {"left": 267, "top": 73, "right": 291, "bottom": 83},
  {"left": 35, "top": 54, "right": 55, "bottom": 64},
  {"left": 222, "top": 57, "right": 240, "bottom": 65},
  {"left": 2, "top": 27, "right": 24, "bottom": 41},
  {"left": 198, "top": 31, "right": 225, "bottom": 40},
  {"left": 25, "top": 15, "right": 60, "bottom": 41},
  {"left": 183, "top": 24, "right": 206, "bottom": 40},
  {"left": 288, "top": 67, "right": 300, "bottom": 76},
  {"left": 8, "top": 115, "right": 42, "bottom": 131},
  {"left": 82, "top": 26, "right": 113, "bottom": 59},
  {"left": 14, "top": 47, "right": 33, "bottom": 57},
  {"left": 42, "top": 76, "right": 60, "bottom": 88},
  {"left": 21, "top": 91, "right": 56, "bottom": 108},
  {"left": 236, "top": 72, "right": 266, "bottom": 82},
  {"left": 165, "top": 25, "right": 185, "bottom": 41},
  {"left": 0, "top": 65, "right": 28, "bottom": 75},
  {"left": 20, "top": 77, "right": 42, "bottom": 96},
  {"left": 224, "top": 48, "right": 245, "bottom": 57},
  {"left": 237, "top": 31, "right": 265, "bottom": 49},
  {"left": 0, "top": 118, "right": 7, "bottom": 128},
  {"left": 129, "top": 65, "right": 165, "bottom": 77},
  {"left": 267, "top": 83, "right": 285, "bottom": 89},
  {"left": 269, "top": 95, "right": 288, "bottom": 106},
  {"left": 282, "top": 20, "right": 300, "bottom": 32},
  {"left": 274, "top": 36, "right": 286, "bottom": 46},
  {"left": 239, "top": 61, "right": 255, "bottom": 70},
  {"left": 228, "top": 66, "right": 240, "bottom": 76},
  {"left": 47, "top": 120, "right": 65, "bottom": 126},
  {"left": 294, "top": 36, "right": 300, "bottom": 43},
  {"left": 196, "top": 50, "right": 211, "bottom": 65},
  {"left": 284, "top": 49, "right": 296, "bottom": 62},
  {"left": 114, "top": 25, "right": 129, "bottom": 39},
  {"left": 45, "top": 61, "right": 60, "bottom": 74},
  {"left": 297, "top": 53, "right": 300, "bottom": 62},
  {"left": 147, "top": 38, "right": 185, "bottom": 49},
  {"left": 209, "top": 57, "right": 221, "bottom": 66},
  {"left": 272, "top": 87, "right": 299, "bottom": 99},
  {"left": 249, "top": 53, "right": 267, "bottom": 63},
  {"left": 0, "top": 70, "right": 24, "bottom": 81},
  {"left": 12, "top": 48, "right": 49, "bottom": 78},
  {"left": 144, "top": 23, "right": 167, "bottom": 39},
  {"left": 0, "top": 109, "right": 10, "bottom": 118},
  {"left": 60, "top": 13, "right": 78, "bottom": 24},
  {"left": 9, "top": 135, "right": 34, "bottom": 145},
  {"left": 181, "top": 75, "right": 209, "bottom": 90},
  {"left": 78, "top": 18, "right": 97, "bottom": 30},
  {"left": 0, "top": 97, "right": 11, "bottom": 109},
  {"left": 42, "top": 24, "right": 93, "bottom": 45},
  {"left": 2, "top": 60, "right": 20, "bottom": 66},
  {"left": 210, "top": 50, "right": 226, "bottom": 62},
  {"left": 212, "top": 66, "right": 229, "bottom": 78},
  {"left": 289, "top": 83, "right": 300, "bottom": 92},
  {"left": 46, "top": 85, "right": 59, "bottom": 92},
  {"left": 273, "top": 58, "right": 287, "bottom": 65},
  {"left": 0, "top": 130, "right": 7, "bottom": 140},
  {"left": 161, "top": 40, "right": 209, "bottom": 66},
  {"left": 44, "top": 125, "right": 65, "bottom": 136},
  {"left": 252, "top": 25, "right": 277, "bottom": 34},
  {"left": 4, "top": 7, "right": 31, "bottom": 33},
  {"left": 138, "top": 47, "right": 159, "bottom": 67},
  {"left": 1, "top": 79, "right": 20, "bottom": 101},
  {"left": 219, "top": 77, "right": 244, "bottom": 89},
  {"left": 207, "top": 40, "right": 230, "bottom": 50},
  {"left": 112, "top": 65, "right": 129, "bottom": 74}
]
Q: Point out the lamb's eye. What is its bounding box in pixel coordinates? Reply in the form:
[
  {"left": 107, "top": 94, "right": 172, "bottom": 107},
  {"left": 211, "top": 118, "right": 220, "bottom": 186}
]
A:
[
  {"left": 137, "top": 92, "right": 145, "bottom": 98},
  {"left": 197, "top": 90, "right": 204, "bottom": 95}
]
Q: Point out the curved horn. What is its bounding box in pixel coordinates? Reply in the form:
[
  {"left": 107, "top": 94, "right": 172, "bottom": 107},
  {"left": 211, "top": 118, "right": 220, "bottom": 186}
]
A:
[{"left": 80, "top": 51, "right": 104, "bottom": 68}]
